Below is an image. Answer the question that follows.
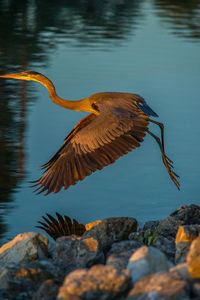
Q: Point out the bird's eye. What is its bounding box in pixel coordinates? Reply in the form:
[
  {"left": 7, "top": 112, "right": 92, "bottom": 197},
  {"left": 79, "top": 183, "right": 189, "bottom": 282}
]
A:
[{"left": 91, "top": 102, "right": 99, "bottom": 112}]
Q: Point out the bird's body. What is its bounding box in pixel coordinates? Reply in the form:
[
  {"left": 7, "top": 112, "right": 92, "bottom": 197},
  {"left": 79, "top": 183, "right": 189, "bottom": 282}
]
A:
[{"left": 0, "top": 71, "right": 180, "bottom": 194}]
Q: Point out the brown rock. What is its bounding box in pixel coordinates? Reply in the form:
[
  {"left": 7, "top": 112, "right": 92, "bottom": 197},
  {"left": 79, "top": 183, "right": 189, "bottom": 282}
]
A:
[
  {"left": 83, "top": 217, "right": 137, "bottom": 252},
  {"left": 176, "top": 225, "right": 200, "bottom": 244},
  {"left": 169, "top": 263, "right": 192, "bottom": 281},
  {"left": 127, "top": 271, "right": 189, "bottom": 300},
  {"left": 175, "top": 225, "right": 200, "bottom": 263},
  {"left": 57, "top": 264, "right": 131, "bottom": 300},
  {"left": 187, "top": 235, "right": 200, "bottom": 278}
]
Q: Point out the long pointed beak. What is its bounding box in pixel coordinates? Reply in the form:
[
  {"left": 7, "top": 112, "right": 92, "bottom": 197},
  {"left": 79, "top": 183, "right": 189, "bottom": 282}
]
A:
[{"left": 0, "top": 73, "right": 27, "bottom": 80}]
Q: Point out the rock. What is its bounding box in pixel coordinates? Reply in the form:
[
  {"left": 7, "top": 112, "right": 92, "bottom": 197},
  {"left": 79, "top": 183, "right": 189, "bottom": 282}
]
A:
[
  {"left": 176, "top": 225, "right": 200, "bottom": 244},
  {"left": 83, "top": 217, "right": 137, "bottom": 252},
  {"left": 127, "top": 246, "right": 172, "bottom": 283},
  {"left": 0, "top": 232, "right": 48, "bottom": 267},
  {"left": 170, "top": 204, "right": 200, "bottom": 225},
  {"left": 169, "top": 263, "right": 192, "bottom": 281},
  {"left": 33, "top": 279, "right": 59, "bottom": 300},
  {"left": 106, "top": 240, "right": 142, "bottom": 269},
  {"left": 57, "top": 265, "right": 131, "bottom": 300},
  {"left": 129, "top": 230, "right": 145, "bottom": 243},
  {"left": 0, "top": 268, "right": 10, "bottom": 289},
  {"left": 0, "top": 261, "right": 62, "bottom": 299},
  {"left": 143, "top": 220, "right": 160, "bottom": 233},
  {"left": 175, "top": 225, "right": 200, "bottom": 264},
  {"left": 127, "top": 271, "right": 190, "bottom": 300},
  {"left": 192, "top": 283, "right": 200, "bottom": 299},
  {"left": 175, "top": 242, "right": 191, "bottom": 264},
  {"left": 152, "top": 234, "right": 175, "bottom": 261},
  {"left": 187, "top": 235, "right": 200, "bottom": 278},
  {"left": 157, "top": 204, "right": 200, "bottom": 239},
  {"left": 53, "top": 236, "right": 104, "bottom": 274},
  {"left": 157, "top": 216, "right": 184, "bottom": 238}
]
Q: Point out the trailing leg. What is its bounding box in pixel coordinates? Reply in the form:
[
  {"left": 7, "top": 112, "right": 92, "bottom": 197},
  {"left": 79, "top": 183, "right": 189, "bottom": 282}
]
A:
[{"left": 147, "top": 129, "right": 180, "bottom": 190}]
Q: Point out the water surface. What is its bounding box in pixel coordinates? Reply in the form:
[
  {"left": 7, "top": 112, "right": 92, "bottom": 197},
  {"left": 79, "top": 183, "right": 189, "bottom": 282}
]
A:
[{"left": 0, "top": 0, "right": 200, "bottom": 244}]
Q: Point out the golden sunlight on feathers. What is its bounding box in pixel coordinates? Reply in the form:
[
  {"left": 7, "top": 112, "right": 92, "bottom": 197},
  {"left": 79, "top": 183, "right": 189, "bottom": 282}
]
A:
[{"left": 0, "top": 71, "right": 180, "bottom": 194}]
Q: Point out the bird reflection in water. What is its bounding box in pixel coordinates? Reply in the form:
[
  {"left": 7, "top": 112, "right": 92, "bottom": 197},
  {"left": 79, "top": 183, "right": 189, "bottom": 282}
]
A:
[{"left": 0, "top": 71, "right": 180, "bottom": 194}]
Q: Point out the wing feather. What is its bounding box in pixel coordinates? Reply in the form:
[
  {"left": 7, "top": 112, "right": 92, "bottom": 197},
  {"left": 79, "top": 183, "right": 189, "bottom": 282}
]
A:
[{"left": 33, "top": 104, "right": 149, "bottom": 194}]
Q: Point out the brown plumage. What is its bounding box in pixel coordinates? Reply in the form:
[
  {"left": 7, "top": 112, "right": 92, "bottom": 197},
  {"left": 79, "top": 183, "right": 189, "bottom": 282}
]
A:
[
  {"left": 0, "top": 71, "right": 180, "bottom": 194},
  {"left": 37, "top": 213, "right": 86, "bottom": 240}
]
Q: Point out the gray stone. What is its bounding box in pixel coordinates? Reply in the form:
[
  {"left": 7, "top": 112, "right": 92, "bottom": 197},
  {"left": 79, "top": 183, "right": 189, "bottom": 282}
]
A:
[
  {"left": 0, "top": 232, "right": 48, "bottom": 267},
  {"left": 0, "top": 268, "right": 10, "bottom": 289},
  {"left": 157, "top": 204, "right": 200, "bottom": 240},
  {"left": 53, "top": 236, "right": 104, "bottom": 273},
  {"left": 157, "top": 216, "right": 184, "bottom": 238},
  {"left": 129, "top": 230, "right": 145, "bottom": 243},
  {"left": 106, "top": 240, "right": 142, "bottom": 269},
  {"left": 83, "top": 217, "right": 137, "bottom": 252},
  {"left": 0, "top": 260, "right": 62, "bottom": 299},
  {"left": 175, "top": 241, "right": 191, "bottom": 264},
  {"left": 127, "top": 246, "right": 172, "bottom": 283},
  {"left": 143, "top": 220, "right": 160, "bottom": 233},
  {"left": 57, "top": 264, "right": 131, "bottom": 300},
  {"left": 192, "top": 283, "right": 200, "bottom": 299},
  {"left": 170, "top": 204, "right": 200, "bottom": 225},
  {"left": 187, "top": 235, "right": 200, "bottom": 278},
  {"left": 33, "top": 279, "right": 59, "bottom": 300},
  {"left": 127, "top": 271, "right": 189, "bottom": 300},
  {"left": 152, "top": 234, "right": 175, "bottom": 261}
]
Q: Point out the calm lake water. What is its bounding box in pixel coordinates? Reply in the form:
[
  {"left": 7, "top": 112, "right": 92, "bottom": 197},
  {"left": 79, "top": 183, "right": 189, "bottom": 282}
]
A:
[{"left": 0, "top": 0, "right": 200, "bottom": 244}]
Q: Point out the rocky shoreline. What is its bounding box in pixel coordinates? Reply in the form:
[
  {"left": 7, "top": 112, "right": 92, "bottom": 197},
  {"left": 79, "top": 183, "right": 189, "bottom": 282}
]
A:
[{"left": 0, "top": 204, "right": 200, "bottom": 299}]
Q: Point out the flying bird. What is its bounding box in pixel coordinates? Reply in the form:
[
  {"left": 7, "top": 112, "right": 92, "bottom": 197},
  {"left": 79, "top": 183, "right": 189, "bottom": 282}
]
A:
[{"left": 0, "top": 71, "right": 180, "bottom": 194}]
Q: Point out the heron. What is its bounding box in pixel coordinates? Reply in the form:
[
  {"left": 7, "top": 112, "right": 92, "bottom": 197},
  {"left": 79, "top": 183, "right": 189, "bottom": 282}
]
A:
[{"left": 0, "top": 71, "right": 180, "bottom": 194}]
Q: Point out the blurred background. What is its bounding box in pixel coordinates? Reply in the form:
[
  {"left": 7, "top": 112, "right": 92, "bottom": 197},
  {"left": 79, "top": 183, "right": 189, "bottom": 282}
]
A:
[{"left": 0, "top": 0, "right": 200, "bottom": 245}]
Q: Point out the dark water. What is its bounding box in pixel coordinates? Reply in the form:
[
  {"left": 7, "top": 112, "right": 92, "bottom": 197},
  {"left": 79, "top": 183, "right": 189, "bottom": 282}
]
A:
[{"left": 0, "top": 0, "right": 200, "bottom": 244}]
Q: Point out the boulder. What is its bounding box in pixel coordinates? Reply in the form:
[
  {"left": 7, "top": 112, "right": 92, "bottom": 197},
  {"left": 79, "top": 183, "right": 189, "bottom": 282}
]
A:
[
  {"left": 186, "top": 235, "right": 200, "bottom": 278},
  {"left": 0, "top": 268, "right": 10, "bottom": 290},
  {"left": 106, "top": 240, "right": 142, "bottom": 269},
  {"left": 143, "top": 220, "right": 160, "bottom": 233},
  {"left": 32, "top": 279, "right": 59, "bottom": 300},
  {"left": 127, "top": 271, "right": 189, "bottom": 300},
  {"left": 0, "top": 261, "right": 58, "bottom": 299},
  {"left": 127, "top": 246, "right": 172, "bottom": 283},
  {"left": 175, "top": 225, "right": 200, "bottom": 264},
  {"left": 57, "top": 264, "right": 131, "bottom": 300},
  {"left": 152, "top": 234, "right": 175, "bottom": 261},
  {"left": 192, "top": 283, "right": 200, "bottom": 299},
  {"left": 0, "top": 232, "right": 48, "bottom": 267},
  {"left": 53, "top": 236, "right": 104, "bottom": 274},
  {"left": 169, "top": 263, "right": 192, "bottom": 281},
  {"left": 83, "top": 217, "right": 137, "bottom": 252},
  {"left": 170, "top": 204, "right": 200, "bottom": 225},
  {"left": 129, "top": 230, "right": 145, "bottom": 243},
  {"left": 157, "top": 204, "right": 200, "bottom": 239}
]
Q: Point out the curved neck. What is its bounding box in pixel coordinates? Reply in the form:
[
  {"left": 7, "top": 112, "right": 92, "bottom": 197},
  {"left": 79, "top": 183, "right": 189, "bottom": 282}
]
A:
[{"left": 41, "top": 76, "right": 91, "bottom": 112}]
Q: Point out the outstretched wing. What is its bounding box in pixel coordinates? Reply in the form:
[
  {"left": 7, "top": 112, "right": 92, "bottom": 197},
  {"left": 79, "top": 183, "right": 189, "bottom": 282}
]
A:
[{"left": 33, "top": 105, "right": 149, "bottom": 195}]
